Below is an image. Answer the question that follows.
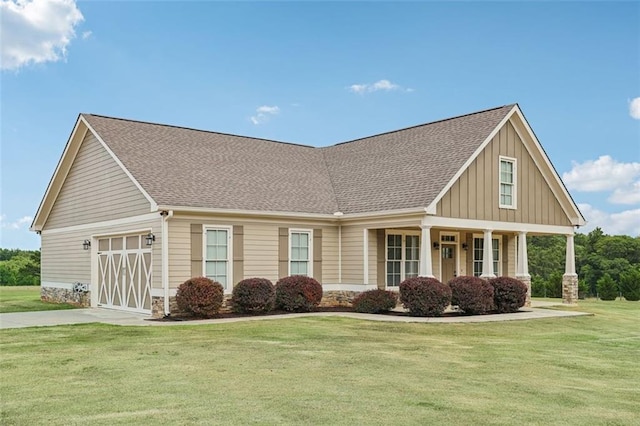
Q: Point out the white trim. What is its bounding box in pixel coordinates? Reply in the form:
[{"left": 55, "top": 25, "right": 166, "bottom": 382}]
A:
[
  {"left": 321, "top": 283, "right": 377, "bottom": 292},
  {"left": 438, "top": 231, "right": 460, "bottom": 282},
  {"left": 91, "top": 227, "right": 154, "bottom": 240},
  {"left": 565, "top": 234, "right": 576, "bottom": 275},
  {"left": 202, "top": 225, "right": 234, "bottom": 293},
  {"left": 499, "top": 155, "right": 517, "bottom": 209},
  {"left": 161, "top": 210, "right": 173, "bottom": 315},
  {"left": 419, "top": 225, "right": 434, "bottom": 278},
  {"left": 422, "top": 215, "right": 575, "bottom": 235},
  {"left": 160, "top": 205, "right": 336, "bottom": 220},
  {"left": 363, "top": 228, "right": 369, "bottom": 284},
  {"left": 81, "top": 116, "right": 158, "bottom": 211},
  {"left": 516, "top": 231, "right": 530, "bottom": 277},
  {"left": 471, "top": 232, "right": 501, "bottom": 278},
  {"left": 338, "top": 225, "right": 342, "bottom": 284},
  {"left": 425, "top": 105, "right": 517, "bottom": 214},
  {"left": 40, "top": 212, "right": 160, "bottom": 235},
  {"left": 288, "top": 228, "right": 313, "bottom": 278},
  {"left": 41, "top": 281, "right": 75, "bottom": 290},
  {"left": 510, "top": 108, "right": 585, "bottom": 226},
  {"left": 386, "top": 229, "right": 423, "bottom": 287}
]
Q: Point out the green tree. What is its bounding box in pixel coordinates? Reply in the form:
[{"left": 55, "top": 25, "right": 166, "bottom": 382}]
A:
[
  {"left": 597, "top": 273, "right": 618, "bottom": 301},
  {"left": 619, "top": 268, "right": 640, "bottom": 301},
  {"left": 0, "top": 250, "right": 41, "bottom": 286}
]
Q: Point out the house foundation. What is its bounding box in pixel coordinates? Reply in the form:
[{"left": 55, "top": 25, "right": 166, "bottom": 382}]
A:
[{"left": 41, "top": 286, "right": 90, "bottom": 307}]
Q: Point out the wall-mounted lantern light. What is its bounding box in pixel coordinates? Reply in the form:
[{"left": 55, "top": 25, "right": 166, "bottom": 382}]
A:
[
  {"left": 462, "top": 243, "right": 469, "bottom": 251},
  {"left": 145, "top": 232, "right": 156, "bottom": 246},
  {"left": 82, "top": 239, "right": 91, "bottom": 250},
  {"left": 432, "top": 242, "right": 440, "bottom": 250}
]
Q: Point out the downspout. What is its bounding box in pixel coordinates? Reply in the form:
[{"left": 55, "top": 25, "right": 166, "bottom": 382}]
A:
[{"left": 161, "top": 210, "right": 174, "bottom": 316}]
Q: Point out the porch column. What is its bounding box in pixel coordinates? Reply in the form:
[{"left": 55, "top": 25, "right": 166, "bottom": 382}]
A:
[
  {"left": 562, "top": 233, "right": 578, "bottom": 305},
  {"left": 516, "top": 231, "right": 531, "bottom": 307},
  {"left": 419, "top": 225, "right": 434, "bottom": 278},
  {"left": 363, "top": 228, "right": 369, "bottom": 285},
  {"left": 480, "top": 229, "right": 496, "bottom": 279}
]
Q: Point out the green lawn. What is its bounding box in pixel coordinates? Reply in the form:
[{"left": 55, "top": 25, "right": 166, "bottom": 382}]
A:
[
  {"left": 0, "top": 286, "right": 77, "bottom": 313},
  {"left": 1, "top": 300, "right": 638, "bottom": 425}
]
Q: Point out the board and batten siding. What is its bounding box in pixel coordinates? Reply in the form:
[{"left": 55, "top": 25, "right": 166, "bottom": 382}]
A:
[
  {"left": 41, "top": 217, "right": 162, "bottom": 289},
  {"left": 436, "top": 120, "right": 571, "bottom": 226},
  {"left": 45, "top": 131, "right": 151, "bottom": 230}
]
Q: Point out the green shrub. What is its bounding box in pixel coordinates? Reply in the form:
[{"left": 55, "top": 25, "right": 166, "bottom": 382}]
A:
[
  {"left": 231, "top": 278, "right": 275, "bottom": 313},
  {"left": 619, "top": 269, "right": 640, "bottom": 301},
  {"left": 546, "top": 271, "right": 563, "bottom": 299},
  {"left": 489, "top": 277, "right": 527, "bottom": 313},
  {"left": 275, "top": 275, "right": 323, "bottom": 312},
  {"left": 175, "top": 277, "right": 224, "bottom": 318},
  {"left": 448, "top": 276, "right": 494, "bottom": 315},
  {"left": 352, "top": 289, "right": 398, "bottom": 314},
  {"left": 399, "top": 277, "right": 451, "bottom": 317},
  {"left": 597, "top": 273, "right": 618, "bottom": 301},
  {"left": 531, "top": 275, "right": 546, "bottom": 297}
]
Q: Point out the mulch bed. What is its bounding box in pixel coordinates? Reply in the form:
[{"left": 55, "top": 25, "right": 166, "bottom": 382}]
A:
[{"left": 146, "top": 306, "right": 523, "bottom": 322}]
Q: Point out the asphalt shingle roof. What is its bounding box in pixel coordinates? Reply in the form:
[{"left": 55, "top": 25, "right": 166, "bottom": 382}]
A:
[{"left": 82, "top": 104, "right": 514, "bottom": 215}]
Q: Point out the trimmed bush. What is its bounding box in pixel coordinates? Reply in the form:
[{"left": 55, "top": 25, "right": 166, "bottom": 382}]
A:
[
  {"left": 231, "top": 278, "right": 275, "bottom": 313},
  {"left": 489, "top": 277, "right": 527, "bottom": 313},
  {"left": 448, "top": 276, "right": 494, "bottom": 315},
  {"left": 175, "top": 277, "right": 224, "bottom": 318},
  {"left": 597, "top": 273, "right": 618, "bottom": 301},
  {"left": 399, "top": 277, "right": 451, "bottom": 317},
  {"left": 352, "top": 289, "right": 398, "bottom": 314},
  {"left": 619, "top": 269, "right": 640, "bottom": 301},
  {"left": 275, "top": 275, "right": 323, "bottom": 312}
]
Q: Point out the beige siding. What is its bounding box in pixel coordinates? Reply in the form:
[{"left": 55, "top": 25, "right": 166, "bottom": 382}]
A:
[
  {"left": 437, "top": 120, "right": 571, "bottom": 226},
  {"left": 168, "top": 216, "right": 340, "bottom": 289},
  {"left": 41, "top": 216, "right": 162, "bottom": 290},
  {"left": 340, "top": 225, "right": 365, "bottom": 284},
  {"left": 46, "top": 132, "right": 151, "bottom": 229}
]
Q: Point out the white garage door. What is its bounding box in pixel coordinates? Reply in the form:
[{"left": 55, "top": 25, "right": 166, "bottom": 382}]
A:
[{"left": 97, "top": 234, "right": 152, "bottom": 313}]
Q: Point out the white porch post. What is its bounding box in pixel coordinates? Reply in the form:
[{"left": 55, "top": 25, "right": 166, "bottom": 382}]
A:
[
  {"left": 516, "top": 231, "right": 532, "bottom": 306},
  {"left": 419, "top": 225, "right": 434, "bottom": 278},
  {"left": 480, "top": 229, "right": 496, "bottom": 279},
  {"left": 363, "top": 228, "right": 369, "bottom": 285},
  {"left": 562, "top": 233, "right": 578, "bottom": 305}
]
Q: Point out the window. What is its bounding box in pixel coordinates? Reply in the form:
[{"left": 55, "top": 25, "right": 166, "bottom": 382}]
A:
[
  {"left": 204, "top": 227, "right": 231, "bottom": 289},
  {"left": 500, "top": 157, "right": 516, "bottom": 208},
  {"left": 386, "top": 233, "right": 420, "bottom": 287},
  {"left": 290, "top": 230, "right": 312, "bottom": 276},
  {"left": 473, "top": 237, "right": 500, "bottom": 277}
]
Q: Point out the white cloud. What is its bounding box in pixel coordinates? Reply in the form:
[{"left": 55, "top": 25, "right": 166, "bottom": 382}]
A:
[
  {"left": 578, "top": 204, "right": 640, "bottom": 237},
  {"left": 630, "top": 97, "right": 640, "bottom": 120},
  {"left": 1, "top": 0, "right": 84, "bottom": 71},
  {"left": 609, "top": 181, "right": 640, "bottom": 205},
  {"left": 81, "top": 30, "right": 91, "bottom": 40},
  {"left": 250, "top": 105, "right": 279, "bottom": 125},
  {"left": 0, "top": 215, "right": 33, "bottom": 230},
  {"left": 348, "top": 79, "right": 412, "bottom": 94},
  {"left": 563, "top": 155, "right": 640, "bottom": 193}
]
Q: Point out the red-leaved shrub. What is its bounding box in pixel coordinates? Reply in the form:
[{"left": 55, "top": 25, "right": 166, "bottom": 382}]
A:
[
  {"left": 231, "top": 278, "right": 275, "bottom": 313},
  {"left": 448, "top": 276, "right": 494, "bottom": 315},
  {"left": 352, "top": 289, "right": 398, "bottom": 314},
  {"left": 399, "top": 277, "right": 451, "bottom": 317},
  {"left": 275, "top": 275, "right": 323, "bottom": 312},
  {"left": 489, "top": 277, "right": 527, "bottom": 313},
  {"left": 175, "top": 277, "right": 224, "bottom": 318}
]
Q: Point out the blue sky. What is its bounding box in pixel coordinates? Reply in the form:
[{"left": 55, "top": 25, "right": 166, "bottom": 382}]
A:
[{"left": 1, "top": 0, "right": 639, "bottom": 250}]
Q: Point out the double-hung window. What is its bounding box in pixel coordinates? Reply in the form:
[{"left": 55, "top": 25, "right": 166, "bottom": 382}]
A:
[
  {"left": 290, "top": 230, "right": 312, "bottom": 276},
  {"left": 204, "top": 226, "right": 232, "bottom": 290},
  {"left": 499, "top": 156, "right": 516, "bottom": 209},
  {"left": 472, "top": 237, "right": 500, "bottom": 277},
  {"left": 386, "top": 233, "right": 420, "bottom": 287}
]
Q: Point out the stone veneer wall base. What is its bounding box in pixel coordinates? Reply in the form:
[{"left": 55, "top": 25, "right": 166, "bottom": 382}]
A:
[{"left": 41, "top": 286, "right": 90, "bottom": 307}]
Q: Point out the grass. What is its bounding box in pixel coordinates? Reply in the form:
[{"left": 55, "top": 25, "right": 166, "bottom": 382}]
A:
[
  {"left": 1, "top": 300, "right": 638, "bottom": 425},
  {"left": 0, "top": 286, "right": 77, "bottom": 313}
]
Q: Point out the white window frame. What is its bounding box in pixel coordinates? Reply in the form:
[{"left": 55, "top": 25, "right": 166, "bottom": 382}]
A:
[
  {"left": 385, "top": 230, "right": 421, "bottom": 289},
  {"left": 202, "top": 225, "right": 233, "bottom": 293},
  {"left": 499, "top": 156, "right": 517, "bottom": 209},
  {"left": 472, "top": 234, "right": 501, "bottom": 277},
  {"left": 289, "top": 229, "right": 313, "bottom": 277},
  {"left": 438, "top": 231, "right": 460, "bottom": 281}
]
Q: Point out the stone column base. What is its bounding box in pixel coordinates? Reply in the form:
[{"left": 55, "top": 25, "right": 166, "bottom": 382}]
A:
[
  {"left": 516, "top": 275, "right": 532, "bottom": 307},
  {"left": 562, "top": 274, "right": 579, "bottom": 305}
]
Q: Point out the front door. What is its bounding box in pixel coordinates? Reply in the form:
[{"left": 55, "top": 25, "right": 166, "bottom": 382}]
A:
[{"left": 441, "top": 244, "right": 457, "bottom": 284}]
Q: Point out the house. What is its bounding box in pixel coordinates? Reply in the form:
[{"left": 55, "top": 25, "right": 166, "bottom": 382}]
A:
[{"left": 31, "top": 104, "right": 585, "bottom": 317}]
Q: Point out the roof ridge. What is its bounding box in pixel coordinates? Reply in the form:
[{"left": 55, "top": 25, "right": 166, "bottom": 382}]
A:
[
  {"left": 330, "top": 104, "right": 516, "bottom": 147},
  {"left": 82, "top": 113, "right": 316, "bottom": 149}
]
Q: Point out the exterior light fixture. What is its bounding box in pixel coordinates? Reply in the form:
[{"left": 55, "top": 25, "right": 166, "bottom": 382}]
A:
[
  {"left": 82, "top": 240, "right": 91, "bottom": 250},
  {"left": 462, "top": 243, "right": 469, "bottom": 251},
  {"left": 145, "top": 232, "right": 156, "bottom": 246},
  {"left": 432, "top": 242, "right": 440, "bottom": 250}
]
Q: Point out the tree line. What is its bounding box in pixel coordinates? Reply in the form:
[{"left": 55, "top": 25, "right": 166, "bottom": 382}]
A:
[
  {"left": 0, "top": 249, "right": 41, "bottom": 286},
  {"left": 529, "top": 228, "right": 640, "bottom": 300}
]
